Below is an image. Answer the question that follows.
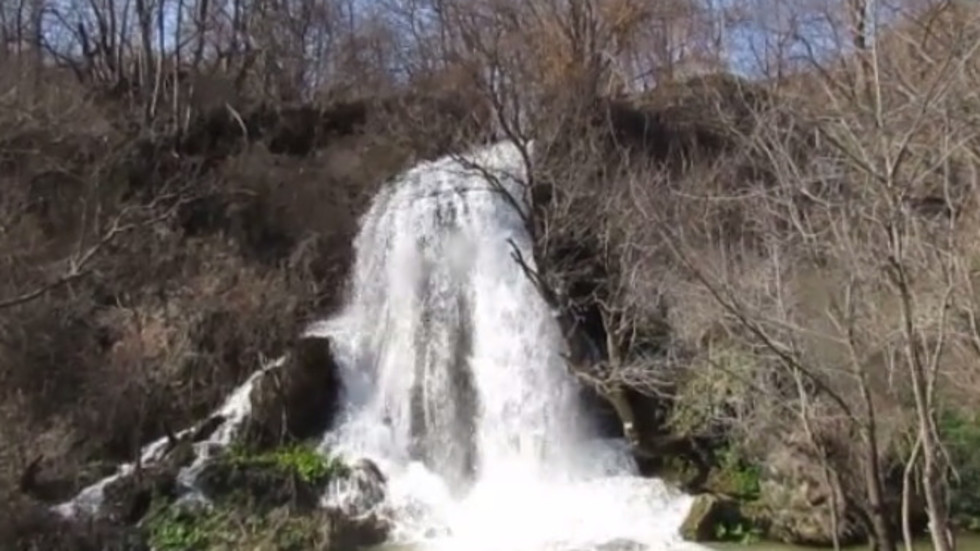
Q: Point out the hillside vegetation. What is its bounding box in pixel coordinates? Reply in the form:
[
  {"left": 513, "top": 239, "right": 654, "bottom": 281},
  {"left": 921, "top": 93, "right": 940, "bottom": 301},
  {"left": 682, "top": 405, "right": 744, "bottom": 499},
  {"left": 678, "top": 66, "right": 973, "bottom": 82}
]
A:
[{"left": 2, "top": 0, "right": 980, "bottom": 550}]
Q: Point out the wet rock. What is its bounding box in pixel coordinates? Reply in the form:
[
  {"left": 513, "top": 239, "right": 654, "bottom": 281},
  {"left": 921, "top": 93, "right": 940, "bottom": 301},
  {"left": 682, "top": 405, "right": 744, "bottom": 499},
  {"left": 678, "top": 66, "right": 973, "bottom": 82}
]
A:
[
  {"left": 242, "top": 336, "right": 341, "bottom": 448},
  {"left": 101, "top": 470, "right": 175, "bottom": 525},
  {"left": 321, "top": 508, "right": 391, "bottom": 550},
  {"left": 679, "top": 494, "right": 747, "bottom": 542},
  {"left": 590, "top": 538, "right": 647, "bottom": 551},
  {"left": 328, "top": 458, "right": 388, "bottom": 516},
  {"left": 188, "top": 414, "right": 227, "bottom": 443},
  {"left": 101, "top": 442, "right": 195, "bottom": 524},
  {"left": 307, "top": 456, "right": 392, "bottom": 547}
]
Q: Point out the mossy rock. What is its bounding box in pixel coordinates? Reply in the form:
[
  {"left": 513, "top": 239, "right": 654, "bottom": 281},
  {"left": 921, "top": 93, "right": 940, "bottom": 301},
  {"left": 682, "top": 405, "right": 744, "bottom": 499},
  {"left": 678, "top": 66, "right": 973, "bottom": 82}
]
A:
[
  {"left": 680, "top": 494, "right": 759, "bottom": 543},
  {"left": 144, "top": 494, "right": 389, "bottom": 551},
  {"left": 182, "top": 443, "right": 390, "bottom": 549},
  {"left": 197, "top": 444, "right": 347, "bottom": 512},
  {"left": 703, "top": 447, "right": 761, "bottom": 500}
]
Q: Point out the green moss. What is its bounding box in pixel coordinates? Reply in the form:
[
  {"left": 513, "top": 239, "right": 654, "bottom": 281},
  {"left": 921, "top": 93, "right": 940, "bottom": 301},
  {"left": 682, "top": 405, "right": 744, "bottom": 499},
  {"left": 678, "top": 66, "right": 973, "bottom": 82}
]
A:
[
  {"left": 703, "top": 454, "right": 765, "bottom": 543},
  {"left": 713, "top": 446, "right": 762, "bottom": 500},
  {"left": 144, "top": 443, "right": 354, "bottom": 550},
  {"left": 146, "top": 506, "right": 217, "bottom": 551},
  {"left": 226, "top": 443, "right": 349, "bottom": 484},
  {"left": 145, "top": 500, "right": 329, "bottom": 551},
  {"left": 941, "top": 409, "right": 980, "bottom": 530}
]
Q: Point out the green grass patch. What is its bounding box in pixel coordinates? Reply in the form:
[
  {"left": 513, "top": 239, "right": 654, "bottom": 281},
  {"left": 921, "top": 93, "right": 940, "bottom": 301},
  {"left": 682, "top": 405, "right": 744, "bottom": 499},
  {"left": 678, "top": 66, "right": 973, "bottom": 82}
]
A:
[
  {"left": 145, "top": 500, "right": 328, "bottom": 551},
  {"left": 226, "top": 442, "right": 349, "bottom": 483},
  {"left": 146, "top": 506, "right": 217, "bottom": 551}
]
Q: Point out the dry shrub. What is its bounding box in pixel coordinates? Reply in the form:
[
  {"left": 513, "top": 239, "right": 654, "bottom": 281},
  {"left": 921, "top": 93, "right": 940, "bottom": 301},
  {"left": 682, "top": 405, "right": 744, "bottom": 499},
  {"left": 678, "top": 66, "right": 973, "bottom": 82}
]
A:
[{"left": 0, "top": 491, "right": 143, "bottom": 551}]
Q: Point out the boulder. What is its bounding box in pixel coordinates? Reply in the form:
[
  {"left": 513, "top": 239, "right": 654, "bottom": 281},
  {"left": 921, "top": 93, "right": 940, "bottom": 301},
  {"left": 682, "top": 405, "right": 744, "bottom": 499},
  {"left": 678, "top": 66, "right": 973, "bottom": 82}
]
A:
[
  {"left": 754, "top": 442, "right": 865, "bottom": 546},
  {"left": 322, "top": 508, "right": 391, "bottom": 550},
  {"left": 101, "top": 469, "right": 176, "bottom": 525},
  {"left": 328, "top": 458, "right": 388, "bottom": 516},
  {"left": 756, "top": 476, "right": 864, "bottom": 546},
  {"left": 679, "top": 494, "right": 748, "bottom": 542},
  {"left": 100, "top": 441, "right": 195, "bottom": 524},
  {"left": 146, "top": 449, "right": 390, "bottom": 551},
  {"left": 241, "top": 336, "right": 341, "bottom": 448}
]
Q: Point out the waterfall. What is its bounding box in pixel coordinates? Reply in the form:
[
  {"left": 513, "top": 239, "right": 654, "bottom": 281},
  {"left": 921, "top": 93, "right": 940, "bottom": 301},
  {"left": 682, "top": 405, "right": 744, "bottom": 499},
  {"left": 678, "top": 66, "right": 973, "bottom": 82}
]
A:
[
  {"left": 52, "top": 140, "right": 700, "bottom": 551},
  {"left": 308, "top": 141, "right": 699, "bottom": 551}
]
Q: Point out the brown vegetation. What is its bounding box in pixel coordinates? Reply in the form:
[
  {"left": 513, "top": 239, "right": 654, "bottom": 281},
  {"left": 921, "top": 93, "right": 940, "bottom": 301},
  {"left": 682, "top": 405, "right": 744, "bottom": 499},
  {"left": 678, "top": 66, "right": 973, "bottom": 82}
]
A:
[
  {"left": 502, "top": 2, "right": 980, "bottom": 550},
  {"left": 3, "top": 0, "right": 980, "bottom": 549},
  {"left": 0, "top": 44, "right": 481, "bottom": 551}
]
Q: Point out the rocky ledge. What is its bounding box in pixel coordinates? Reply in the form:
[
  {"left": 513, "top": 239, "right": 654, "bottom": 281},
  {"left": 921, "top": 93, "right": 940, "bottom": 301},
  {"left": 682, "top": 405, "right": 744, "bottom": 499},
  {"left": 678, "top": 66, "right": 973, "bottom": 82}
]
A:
[
  {"left": 8, "top": 336, "right": 389, "bottom": 551},
  {"left": 143, "top": 443, "right": 389, "bottom": 551},
  {"left": 609, "top": 385, "right": 879, "bottom": 547}
]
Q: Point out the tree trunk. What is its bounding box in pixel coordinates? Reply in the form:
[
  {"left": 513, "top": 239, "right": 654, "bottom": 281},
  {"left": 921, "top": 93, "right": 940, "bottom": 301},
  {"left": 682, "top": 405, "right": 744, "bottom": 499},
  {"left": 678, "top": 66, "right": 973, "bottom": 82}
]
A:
[
  {"left": 894, "top": 263, "right": 953, "bottom": 551},
  {"left": 921, "top": 417, "right": 953, "bottom": 551},
  {"left": 863, "top": 447, "right": 897, "bottom": 551},
  {"left": 136, "top": 0, "right": 155, "bottom": 121},
  {"left": 902, "top": 436, "right": 921, "bottom": 551},
  {"left": 856, "top": 371, "right": 896, "bottom": 551}
]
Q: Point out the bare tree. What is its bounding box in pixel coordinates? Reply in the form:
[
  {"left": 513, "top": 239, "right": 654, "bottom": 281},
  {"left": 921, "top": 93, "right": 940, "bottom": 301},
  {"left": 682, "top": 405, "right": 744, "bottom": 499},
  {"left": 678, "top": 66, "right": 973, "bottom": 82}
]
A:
[{"left": 634, "top": 3, "right": 980, "bottom": 550}]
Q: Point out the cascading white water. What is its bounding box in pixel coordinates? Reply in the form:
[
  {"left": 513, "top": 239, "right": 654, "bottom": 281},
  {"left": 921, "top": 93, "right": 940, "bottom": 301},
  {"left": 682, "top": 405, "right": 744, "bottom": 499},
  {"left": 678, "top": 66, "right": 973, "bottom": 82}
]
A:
[{"left": 307, "top": 141, "right": 701, "bottom": 551}]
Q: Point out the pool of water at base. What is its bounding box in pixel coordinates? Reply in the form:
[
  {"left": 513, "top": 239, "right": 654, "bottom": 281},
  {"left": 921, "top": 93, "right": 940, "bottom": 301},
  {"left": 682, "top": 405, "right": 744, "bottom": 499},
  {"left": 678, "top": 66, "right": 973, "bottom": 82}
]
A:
[
  {"left": 710, "top": 533, "right": 980, "bottom": 551},
  {"left": 371, "top": 533, "right": 980, "bottom": 551}
]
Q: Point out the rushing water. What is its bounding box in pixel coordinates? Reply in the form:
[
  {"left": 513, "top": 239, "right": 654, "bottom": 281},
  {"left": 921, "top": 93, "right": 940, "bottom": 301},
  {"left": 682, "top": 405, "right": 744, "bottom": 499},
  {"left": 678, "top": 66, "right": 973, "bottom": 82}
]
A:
[{"left": 308, "top": 141, "right": 700, "bottom": 551}]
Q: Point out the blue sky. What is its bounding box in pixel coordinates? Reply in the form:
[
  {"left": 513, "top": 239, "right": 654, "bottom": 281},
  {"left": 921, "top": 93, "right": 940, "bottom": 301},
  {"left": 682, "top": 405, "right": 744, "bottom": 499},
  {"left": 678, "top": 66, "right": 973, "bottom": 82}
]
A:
[{"left": 33, "top": 0, "right": 914, "bottom": 86}]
